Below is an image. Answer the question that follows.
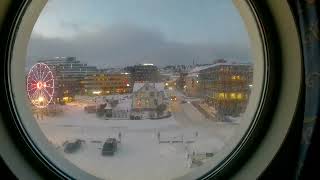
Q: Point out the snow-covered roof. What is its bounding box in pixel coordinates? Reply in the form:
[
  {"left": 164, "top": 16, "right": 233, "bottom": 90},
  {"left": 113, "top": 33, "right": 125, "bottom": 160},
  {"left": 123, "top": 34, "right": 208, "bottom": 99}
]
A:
[
  {"left": 104, "top": 103, "right": 112, "bottom": 110},
  {"left": 133, "top": 83, "right": 145, "bottom": 92},
  {"left": 189, "top": 65, "right": 214, "bottom": 74},
  {"left": 104, "top": 94, "right": 128, "bottom": 100},
  {"left": 133, "top": 82, "right": 165, "bottom": 92},
  {"left": 114, "top": 98, "right": 132, "bottom": 110},
  {"left": 187, "top": 62, "right": 252, "bottom": 77},
  {"left": 187, "top": 65, "right": 210, "bottom": 77},
  {"left": 154, "top": 83, "right": 165, "bottom": 91}
]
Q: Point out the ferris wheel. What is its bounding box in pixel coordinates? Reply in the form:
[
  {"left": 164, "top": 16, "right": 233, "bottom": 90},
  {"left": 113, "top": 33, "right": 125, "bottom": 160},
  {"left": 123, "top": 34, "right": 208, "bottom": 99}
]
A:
[{"left": 27, "top": 63, "right": 55, "bottom": 108}]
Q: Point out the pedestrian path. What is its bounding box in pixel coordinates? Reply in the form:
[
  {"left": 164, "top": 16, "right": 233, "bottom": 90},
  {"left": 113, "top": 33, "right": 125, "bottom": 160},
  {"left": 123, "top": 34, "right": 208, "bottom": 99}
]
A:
[{"left": 191, "top": 101, "right": 216, "bottom": 120}]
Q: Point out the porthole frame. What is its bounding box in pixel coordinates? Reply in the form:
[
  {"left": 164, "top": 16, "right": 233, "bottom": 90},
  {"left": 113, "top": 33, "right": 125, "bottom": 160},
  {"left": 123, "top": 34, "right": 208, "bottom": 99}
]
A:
[{"left": 0, "top": 0, "right": 302, "bottom": 180}]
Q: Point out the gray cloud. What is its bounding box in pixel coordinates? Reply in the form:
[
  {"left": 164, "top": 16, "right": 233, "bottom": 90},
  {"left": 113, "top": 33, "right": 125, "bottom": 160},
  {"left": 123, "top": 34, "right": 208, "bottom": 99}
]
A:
[
  {"left": 27, "top": 24, "right": 251, "bottom": 68},
  {"left": 60, "top": 21, "right": 82, "bottom": 32}
]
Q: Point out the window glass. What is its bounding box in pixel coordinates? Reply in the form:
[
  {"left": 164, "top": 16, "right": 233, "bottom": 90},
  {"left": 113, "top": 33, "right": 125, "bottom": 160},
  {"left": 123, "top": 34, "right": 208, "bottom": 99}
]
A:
[{"left": 25, "top": 0, "right": 255, "bottom": 179}]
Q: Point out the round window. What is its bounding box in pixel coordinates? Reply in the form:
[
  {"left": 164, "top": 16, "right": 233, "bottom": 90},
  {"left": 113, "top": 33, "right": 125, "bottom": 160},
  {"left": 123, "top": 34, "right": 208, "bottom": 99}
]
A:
[{"left": 6, "top": 0, "right": 300, "bottom": 179}]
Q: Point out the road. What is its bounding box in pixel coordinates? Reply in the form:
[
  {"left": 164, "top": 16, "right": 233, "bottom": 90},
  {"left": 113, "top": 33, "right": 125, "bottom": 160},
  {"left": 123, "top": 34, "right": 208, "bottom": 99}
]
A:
[{"left": 166, "top": 88, "right": 238, "bottom": 142}]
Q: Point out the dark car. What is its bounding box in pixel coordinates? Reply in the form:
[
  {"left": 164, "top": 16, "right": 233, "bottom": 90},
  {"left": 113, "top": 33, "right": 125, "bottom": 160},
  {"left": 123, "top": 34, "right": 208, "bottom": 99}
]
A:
[
  {"left": 102, "top": 138, "right": 117, "bottom": 156},
  {"left": 63, "top": 139, "right": 83, "bottom": 153}
]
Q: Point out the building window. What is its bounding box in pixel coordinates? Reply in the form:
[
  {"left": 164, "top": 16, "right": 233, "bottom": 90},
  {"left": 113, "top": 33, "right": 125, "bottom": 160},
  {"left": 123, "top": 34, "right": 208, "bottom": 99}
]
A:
[{"left": 230, "top": 93, "right": 236, "bottom": 99}]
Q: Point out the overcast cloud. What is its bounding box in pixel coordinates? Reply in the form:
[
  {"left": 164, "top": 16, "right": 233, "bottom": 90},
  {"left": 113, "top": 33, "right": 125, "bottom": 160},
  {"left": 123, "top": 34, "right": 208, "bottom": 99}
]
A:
[
  {"left": 27, "top": 0, "right": 252, "bottom": 68},
  {"left": 27, "top": 24, "right": 251, "bottom": 68}
]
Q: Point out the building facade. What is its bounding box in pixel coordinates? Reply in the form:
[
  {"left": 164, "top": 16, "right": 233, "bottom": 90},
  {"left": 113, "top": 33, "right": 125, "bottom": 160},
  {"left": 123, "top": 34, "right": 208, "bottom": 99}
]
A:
[
  {"left": 199, "top": 62, "right": 253, "bottom": 116},
  {"left": 125, "top": 64, "right": 160, "bottom": 82},
  {"left": 80, "top": 73, "right": 132, "bottom": 95},
  {"left": 176, "top": 72, "right": 187, "bottom": 91},
  {"left": 184, "top": 65, "right": 212, "bottom": 97},
  {"left": 37, "top": 57, "right": 98, "bottom": 102},
  {"left": 131, "top": 83, "right": 165, "bottom": 111}
]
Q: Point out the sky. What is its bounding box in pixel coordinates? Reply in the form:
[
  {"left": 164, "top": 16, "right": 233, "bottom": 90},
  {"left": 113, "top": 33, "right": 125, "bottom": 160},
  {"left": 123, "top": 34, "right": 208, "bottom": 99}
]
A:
[{"left": 27, "top": 0, "right": 252, "bottom": 68}]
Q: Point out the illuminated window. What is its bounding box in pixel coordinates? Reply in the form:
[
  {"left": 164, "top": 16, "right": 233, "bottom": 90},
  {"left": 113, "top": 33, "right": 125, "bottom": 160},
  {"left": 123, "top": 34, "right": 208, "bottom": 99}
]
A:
[{"left": 218, "top": 93, "right": 226, "bottom": 99}]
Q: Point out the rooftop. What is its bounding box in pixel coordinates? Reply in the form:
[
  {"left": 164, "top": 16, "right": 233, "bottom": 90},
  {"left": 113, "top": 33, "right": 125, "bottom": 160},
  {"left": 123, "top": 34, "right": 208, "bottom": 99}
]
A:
[
  {"left": 187, "top": 61, "right": 252, "bottom": 77},
  {"left": 133, "top": 82, "right": 165, "bottom": 92}
]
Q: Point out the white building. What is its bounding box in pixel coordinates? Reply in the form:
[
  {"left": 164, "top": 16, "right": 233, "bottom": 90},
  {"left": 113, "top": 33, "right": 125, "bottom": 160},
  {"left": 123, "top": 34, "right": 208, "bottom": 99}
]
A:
[{"left": 132, "top": 83, "right": 165, "bottom": 110}]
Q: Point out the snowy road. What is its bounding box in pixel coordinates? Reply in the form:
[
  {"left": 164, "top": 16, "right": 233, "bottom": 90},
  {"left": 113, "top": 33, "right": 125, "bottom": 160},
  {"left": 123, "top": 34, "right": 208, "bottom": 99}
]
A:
[
  {"left": 170, "top": 89, "right": 237, "bottom": 142},
  {"left": 36, "top": 95, "right": 238, "bottom": 180}
]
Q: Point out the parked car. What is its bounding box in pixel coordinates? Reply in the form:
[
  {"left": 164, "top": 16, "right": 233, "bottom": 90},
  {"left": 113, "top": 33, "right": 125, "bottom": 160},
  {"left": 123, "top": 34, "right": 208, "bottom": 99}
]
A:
[
  {"left": 130, "top": 113, "right": 142, "bottom": 120},
  {"left": 63, "top": 139, "right": 84, "bottom": 153},
  {"left": 102, "top": 138, "right": 117, "bottom": 156}
]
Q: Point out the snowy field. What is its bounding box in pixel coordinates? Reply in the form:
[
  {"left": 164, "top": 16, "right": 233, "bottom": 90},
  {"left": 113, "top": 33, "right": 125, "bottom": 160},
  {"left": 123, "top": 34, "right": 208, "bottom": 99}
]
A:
[{"left": 37, "top": 97, "right": 238, "bottom": 180}]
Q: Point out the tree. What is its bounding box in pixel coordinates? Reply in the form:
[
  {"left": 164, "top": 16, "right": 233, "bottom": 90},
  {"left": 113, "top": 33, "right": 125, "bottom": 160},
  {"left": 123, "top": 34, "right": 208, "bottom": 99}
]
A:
[{"left": 156, "top": 104, "right": 167, "bottom": 117}]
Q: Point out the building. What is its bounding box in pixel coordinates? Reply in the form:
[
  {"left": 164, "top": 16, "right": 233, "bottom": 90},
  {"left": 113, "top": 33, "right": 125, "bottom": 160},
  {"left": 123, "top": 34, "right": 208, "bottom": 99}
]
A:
[
  {"left": 125, "top": 64, "right": 160, "bottom": 82},
  {"left": 184, "top": 65, "right": 211, "bottom": 97},
  {"left": 131, "top": 83, "right": 165, "bottom": 111},
  {"left": 199, "top": 61, "right": 253, "bottom": 116},
  {"left": 37, "top": 57, "right": 98, "bottom": 102},
  {"left": 175, "top": 72, "right": 188, "bottom": 91},
  {"left": 80, "top": 72, "right": 132, "bottom": 95},
  {"left": 161, "top": 72, "right": 179, "bottom": 90}
]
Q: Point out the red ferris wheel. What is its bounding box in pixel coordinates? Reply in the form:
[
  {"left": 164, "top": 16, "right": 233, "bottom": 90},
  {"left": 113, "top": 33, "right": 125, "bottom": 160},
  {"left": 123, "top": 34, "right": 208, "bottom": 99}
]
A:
[{"left": 26, "top": 63, "right": 55, "bottom": 108}]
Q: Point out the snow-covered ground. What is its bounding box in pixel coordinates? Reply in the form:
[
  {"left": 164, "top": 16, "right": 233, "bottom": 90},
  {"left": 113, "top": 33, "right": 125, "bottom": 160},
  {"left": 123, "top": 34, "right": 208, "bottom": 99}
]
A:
[{"left": 37, "top": 96, "right": 238, "bottom": 180}]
